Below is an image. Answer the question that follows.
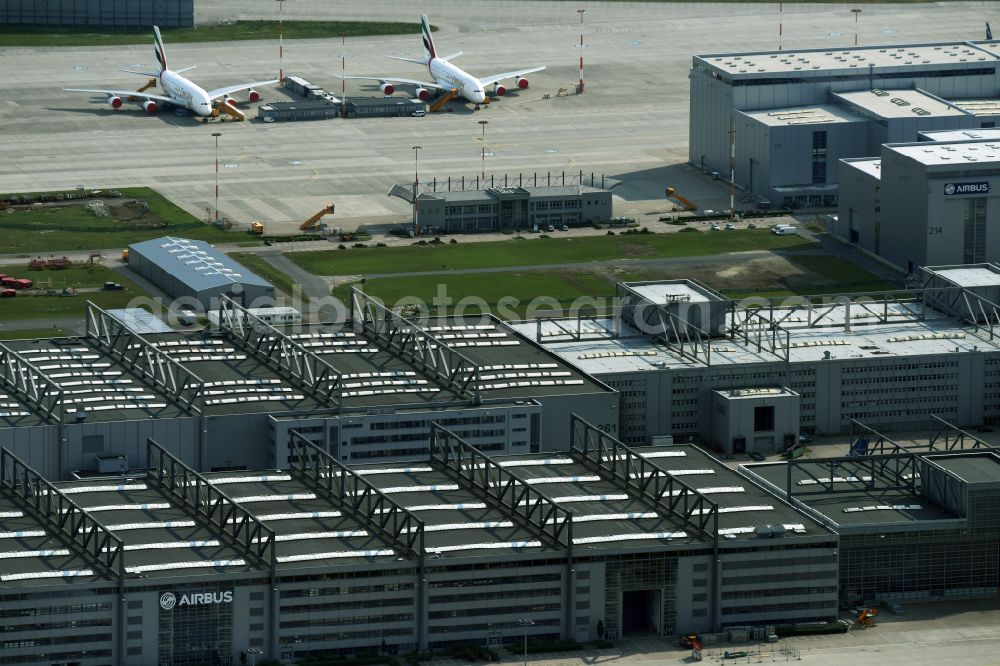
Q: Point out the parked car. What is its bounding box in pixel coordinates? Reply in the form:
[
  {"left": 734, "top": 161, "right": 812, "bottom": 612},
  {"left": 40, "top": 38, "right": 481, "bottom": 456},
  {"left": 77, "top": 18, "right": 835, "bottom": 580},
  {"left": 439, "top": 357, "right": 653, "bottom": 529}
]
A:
[
  {"left": 710, "top": 223, "right": 721, "bottom": 231},
  {"left": 725, "top": 222, "right": 736, "bottom": 230},
  {"left": 0, "top": 289, "right": 15, "bottom": 298}
]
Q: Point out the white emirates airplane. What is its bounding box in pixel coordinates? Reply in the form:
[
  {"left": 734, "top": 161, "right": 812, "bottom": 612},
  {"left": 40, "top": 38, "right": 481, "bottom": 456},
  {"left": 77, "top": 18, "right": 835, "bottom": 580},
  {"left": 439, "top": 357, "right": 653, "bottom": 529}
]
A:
[
  {"left": 64, "top": 26, "right": 279, "bottom": 117},
  {"left": 340, "top": 15, "right": 545, "bottom": 106}
]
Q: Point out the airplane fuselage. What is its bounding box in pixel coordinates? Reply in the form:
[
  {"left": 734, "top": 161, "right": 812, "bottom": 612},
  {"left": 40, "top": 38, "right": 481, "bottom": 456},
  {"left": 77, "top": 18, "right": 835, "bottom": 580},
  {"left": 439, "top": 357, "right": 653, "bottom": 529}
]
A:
[
  {"left": 160, "top": 69, "right": 213, "bottom": 116},
  {"left": 429, "top": 58, "right": 486, "bottom": 104}
]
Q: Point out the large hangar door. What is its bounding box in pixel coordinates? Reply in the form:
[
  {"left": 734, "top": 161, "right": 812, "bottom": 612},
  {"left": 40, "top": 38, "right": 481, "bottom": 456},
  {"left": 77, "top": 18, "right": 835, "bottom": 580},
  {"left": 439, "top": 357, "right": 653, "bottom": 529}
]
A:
[{"left": 621, "top": 589, "right": 662, "bottom": 636}]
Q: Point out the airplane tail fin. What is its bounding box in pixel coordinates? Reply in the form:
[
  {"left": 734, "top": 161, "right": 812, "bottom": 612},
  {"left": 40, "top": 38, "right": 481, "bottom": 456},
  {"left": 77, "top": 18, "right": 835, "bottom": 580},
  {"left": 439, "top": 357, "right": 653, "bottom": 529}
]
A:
[
  {"left": 153, "top": 25, "right": 167, "bottom": 73},
  {"left": 421, "top": 15, "right": 437, "bottom": 61}
]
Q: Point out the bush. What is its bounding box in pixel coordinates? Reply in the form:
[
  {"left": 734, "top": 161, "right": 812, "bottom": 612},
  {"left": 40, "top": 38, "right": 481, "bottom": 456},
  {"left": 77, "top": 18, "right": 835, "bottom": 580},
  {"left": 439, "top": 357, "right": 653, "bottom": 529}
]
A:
[
  {"left": 539, "top": 234, "right": 550, "bottom": 239},
  {"left": 338, "top": 244, "right": 346, "bottom": 249},
  {"left": 449, "top": 238, "right": 458, "bottom": 244},
  {"left": 678, "top": 227, "right": 699, "bottom": 233},
  {"left": 353, "top": 243, "right": 367, "bottom": 248},
  {"left": 606, "top": 230, "right": 615, "bottom": 236},
  {"left": 437, "top": 644, "right": 496, "bottom": 662}
]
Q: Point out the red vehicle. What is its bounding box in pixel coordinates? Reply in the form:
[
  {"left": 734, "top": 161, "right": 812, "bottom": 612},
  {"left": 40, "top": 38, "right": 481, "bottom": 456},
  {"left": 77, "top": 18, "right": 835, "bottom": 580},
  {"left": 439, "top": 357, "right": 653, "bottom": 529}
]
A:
[
  {"left": 0, "top": 289, "right": 15, "bottom": 298},
  {"left": 1, "top": 277, "right": 32, "bottom": 290}
]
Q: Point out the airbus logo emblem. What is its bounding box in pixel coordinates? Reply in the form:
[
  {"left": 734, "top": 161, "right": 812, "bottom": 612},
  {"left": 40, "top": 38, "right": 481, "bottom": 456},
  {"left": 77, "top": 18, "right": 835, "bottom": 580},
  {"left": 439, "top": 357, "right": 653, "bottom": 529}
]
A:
[
  {"left": 159, "top": 590, "right": 233, "bottom": 610},
  {"left": 944, "top": 182, "right": 989, "bottom": 195}
]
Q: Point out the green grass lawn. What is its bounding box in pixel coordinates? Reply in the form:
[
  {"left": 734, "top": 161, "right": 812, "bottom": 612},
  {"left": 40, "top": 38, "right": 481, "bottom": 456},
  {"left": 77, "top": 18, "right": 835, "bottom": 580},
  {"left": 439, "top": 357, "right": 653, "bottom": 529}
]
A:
[
  {"left": 335, "top": 270, "right": 616, "bottom": 319},
  {"left": 0, "top": 327, "right": 68, "bottom": 340},
  {"left": 0, "top": 187, "right": 251, "bottom": 254},
  {"left": 0, "top": 20, "right": 428, "bottom": 48},
  {"left": 721, "top": 255, "right": 899, "bottom": 299},
  {"left": 0, "top": 263, "right": 146, "bottom": 321},
  {"left": 338, "top": 254, "right": 900, "bottom": 319},
  {"left": 295, "top": 230, "right": 811, "bottom": 276},
  {"left": 230, "top": 253, "right": 306, "bottom": 302}
]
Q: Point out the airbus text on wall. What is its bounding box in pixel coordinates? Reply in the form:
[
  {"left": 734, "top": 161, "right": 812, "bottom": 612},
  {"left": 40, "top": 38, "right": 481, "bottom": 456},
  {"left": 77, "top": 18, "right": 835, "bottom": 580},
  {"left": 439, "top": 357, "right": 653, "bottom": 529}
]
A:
[
  {"left": 944, "top": 182, "right": 990, "bottom": 195},
  {"left": 159, "top": 590, "right": 234, "bottom": 610}
]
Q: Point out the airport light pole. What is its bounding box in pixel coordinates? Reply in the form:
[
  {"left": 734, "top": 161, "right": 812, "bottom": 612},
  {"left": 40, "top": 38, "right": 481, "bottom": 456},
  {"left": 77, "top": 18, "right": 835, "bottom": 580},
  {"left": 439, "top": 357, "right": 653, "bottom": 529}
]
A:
[
  {"left": 478, "top": 120, "right": 488, "bottom": 182},
  {"left": 341, "top": 32, "right": 348, "bottom": 117},
  {"left": 413, "top": 145, "right": 422, "bottom": 237},
  {"left": 577, "top": 9, "right": 586, "bottom": 94},
  {"left": 852, "top": 8, "right": 862, "bottom": 46},
  {"left": 276, "top": 0, "right": 285, "bottom": 81},
  {"left": 517, "top": 618, "right": 534, "bottom": 666},
  {"left": 778, "top": 2, "right": 783, "bottom": 51},
  {"left": 212, "top": 131, "right": 221, "bottom": 222}
]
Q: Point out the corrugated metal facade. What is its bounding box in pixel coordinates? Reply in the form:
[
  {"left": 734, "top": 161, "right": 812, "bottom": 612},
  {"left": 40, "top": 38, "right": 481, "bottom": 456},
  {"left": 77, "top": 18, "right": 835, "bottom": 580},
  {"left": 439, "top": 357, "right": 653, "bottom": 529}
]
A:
[{"left": 1, "top": 0, "right": 194, "bottom": 27}]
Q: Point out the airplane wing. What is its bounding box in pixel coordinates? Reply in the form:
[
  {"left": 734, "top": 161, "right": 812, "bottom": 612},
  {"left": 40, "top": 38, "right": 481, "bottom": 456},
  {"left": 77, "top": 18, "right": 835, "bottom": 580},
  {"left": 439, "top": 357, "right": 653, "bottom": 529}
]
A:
[
  {"left": 63, "top": 87, "right": 173, "bottom": 103},
  {"left": 387, "top": 55, "right": 428, "bottom": 65},
  {"left": 337, "top": 75, "right": 447, "bottom": 90},
  {"left": 476, "top": 66, "right": 546, "bottom": 85},
  {"left": 204, "top": 79, "right": 280, "bottom": 101}
]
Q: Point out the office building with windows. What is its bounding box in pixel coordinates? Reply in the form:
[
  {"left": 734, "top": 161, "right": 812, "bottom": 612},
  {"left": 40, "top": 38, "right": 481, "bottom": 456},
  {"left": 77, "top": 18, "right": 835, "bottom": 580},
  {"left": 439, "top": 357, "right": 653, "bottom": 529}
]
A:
[
  {"left": 413, "top": 185, "right": 612, "bottom": 233},
  {"left": 1, "top": 0, "right": 193, "bottom": 26},
  {"left": 0, "top": 419, "right": 839, "bottom": 665},
  {"left": 838, "top": 138, "right": 1000, "bottom": 271},
  {"left": 745, "top": 446, "right": 1000, "bottom": 605},
  {"left": 511, "top": 274, "right": 1000, "bottom": 450},
  {"left": 0, "top": 295, "right": 617, "bottom": 481},
  {"left": 691, "top": 40, "right": 1000, "bottom": 206}
]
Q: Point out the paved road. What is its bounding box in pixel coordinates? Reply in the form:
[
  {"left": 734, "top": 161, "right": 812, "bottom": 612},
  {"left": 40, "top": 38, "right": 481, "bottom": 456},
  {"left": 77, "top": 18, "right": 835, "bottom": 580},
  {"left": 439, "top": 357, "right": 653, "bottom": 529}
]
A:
[
  {"left": 0, "top": 317, "right": 85, "bottom": 336},
  {"left": 258, "top": 251, "right": 332, "bottom": 299},
  {"left": 417, "top": 598, "right": 1000, "bottom": 666}
]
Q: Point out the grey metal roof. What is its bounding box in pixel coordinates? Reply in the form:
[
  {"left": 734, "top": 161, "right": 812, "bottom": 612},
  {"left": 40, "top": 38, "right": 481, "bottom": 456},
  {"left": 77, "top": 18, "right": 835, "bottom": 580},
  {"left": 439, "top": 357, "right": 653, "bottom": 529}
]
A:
[
  {"left": 129, "top": 236, "right": 272, "bottom": 291},
  {"left": 348, "top": 97, "right": 423, "bottom": 107},
  {"left": 920, "top": 127, "right": 1000, "bottom": 142},
  {"left": 696, "top": 40, "right": 1000, "bottom": 77},
  {"left": 833, "top": 89, "right": 968, "bottom": 119},
  {"left": 885, "top": 139, "right": 1000, "bottom": 167},
  {"left": 742, "top": 461, "right": 962, "bottom": 527},
  {"left": 0, "top": 443, "right": 831, "bottom": 587},
  {"left": 105, "top": 308, "right": 173, "bottom": 334},
  {"left": 923, "top": 264, "right": 1000, "bottom": 288}
]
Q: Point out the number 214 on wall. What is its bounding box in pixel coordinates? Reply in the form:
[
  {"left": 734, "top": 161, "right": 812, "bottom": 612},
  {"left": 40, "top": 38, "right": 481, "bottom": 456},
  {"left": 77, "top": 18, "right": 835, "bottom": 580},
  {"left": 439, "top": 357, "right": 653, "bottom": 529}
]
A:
[{"left": 929, "top": 226, "right": 944, "bottom": 235}]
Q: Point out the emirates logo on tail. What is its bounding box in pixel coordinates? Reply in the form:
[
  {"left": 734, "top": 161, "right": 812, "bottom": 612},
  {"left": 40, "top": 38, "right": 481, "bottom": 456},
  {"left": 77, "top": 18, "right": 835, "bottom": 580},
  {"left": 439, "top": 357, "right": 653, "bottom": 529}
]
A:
[
  {"left": 421, "top": 16, "right": 436, "bottom": 59},
  {"left": 153, "top": 26, "right": 167, "bottom": 71}
]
